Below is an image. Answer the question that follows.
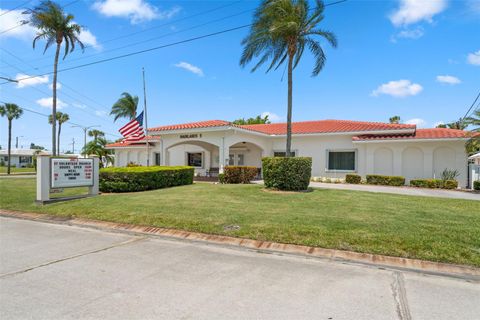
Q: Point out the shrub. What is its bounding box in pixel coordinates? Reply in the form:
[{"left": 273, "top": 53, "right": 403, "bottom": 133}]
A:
[
  {"left": 441, "top": 168, "right": 460, "bottom": 181},
  {"left": 223, "top": 166, "right": 257, "bottom": 184},
  {"left": 366, "top": 174, "right": 405, "bottom": 186},
  {"left": 262, "top": 157, "right": 312, "bottom": 191},
  {"left": 345, "top": 174, "right": 361, "bottom": 184},
  {"left": 99, "top": 166, "right": 194, "bottom": 193},
  {"left": 443, "top": 180, "right": 458, "bottom": 189},
  {"left": 126, "top": 162, "right": 141, "bottom": 167},
  {"left": 474, "top": 180, "right": 480, "bottom": 191},
  {"left": 410, "top": 179, "right": 458, "bottom": 189},
  {"left": 218, "top": 173, "right": 225, "bottom": 184}
]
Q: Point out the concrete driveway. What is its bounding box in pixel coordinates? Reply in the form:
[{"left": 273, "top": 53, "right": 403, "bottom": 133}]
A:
[{"left": 1, "top": 217, "right": 479, "bottom": 320}]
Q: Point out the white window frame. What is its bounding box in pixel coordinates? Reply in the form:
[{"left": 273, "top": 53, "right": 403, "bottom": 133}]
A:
[
  {"left": 325, "top": 149, "right": 357, "bottom": 173},
  {"left": 186, "top": 152, "right": 204, "bottom": 168}
]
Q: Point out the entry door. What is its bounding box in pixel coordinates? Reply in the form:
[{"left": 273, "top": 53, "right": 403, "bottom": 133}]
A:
[{"left": 229, "top": 153, "right": 245, "bottom": 166}]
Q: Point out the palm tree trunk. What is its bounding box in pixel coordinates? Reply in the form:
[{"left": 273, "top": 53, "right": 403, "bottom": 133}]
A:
[
  {"left": 57, "top": 122, "right": 61, "bottom": 154},
  {"left": 7, "top": 119, "right": 12, "bottom": 175},
  {"left": 52, "top": 42, "right": 61, "bottom": 156},
  {"left": 286, "top": 52, "right": 293, "bottom": 157}
]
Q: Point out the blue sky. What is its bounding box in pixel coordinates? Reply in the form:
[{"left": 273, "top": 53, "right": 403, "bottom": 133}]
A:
[{"left": 0, "top": 0, "right": 479, "bottom": 152}]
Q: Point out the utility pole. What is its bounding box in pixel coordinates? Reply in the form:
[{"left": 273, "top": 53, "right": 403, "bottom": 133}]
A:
[
  {"left": 69, "top": 138, "right": 75, "bottom": 154},
  {"left": 142, "top": 67, "right": 150, "bottom": 166},
  {"left": 71, "top": 125, "right": 100, "bottom": 158}
]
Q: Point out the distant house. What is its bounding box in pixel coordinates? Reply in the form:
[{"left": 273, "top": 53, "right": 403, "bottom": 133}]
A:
[
  {"left": 106, "top": 119, "right": 477, "bottom": 188},
  {"left": 0, "top": 149, "right": 39, "bottom": 167}
]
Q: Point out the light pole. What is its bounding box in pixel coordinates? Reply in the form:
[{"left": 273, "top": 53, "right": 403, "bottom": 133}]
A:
[
  {"left": 15, "top": 136, "right": 24, "bottom": 149},
  {"left": 71, "top": 125, "right": 100, "bottom": 158}
]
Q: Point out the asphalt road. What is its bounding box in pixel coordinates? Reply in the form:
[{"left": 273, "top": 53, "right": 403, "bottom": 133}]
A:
[{"left": 0, "top": 217, "right": 479, "bottom": 320}]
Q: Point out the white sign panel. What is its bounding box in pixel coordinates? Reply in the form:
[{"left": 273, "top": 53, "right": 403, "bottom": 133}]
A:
[{"left": 51, "top": 158, "right": 94, "bottom": 188}]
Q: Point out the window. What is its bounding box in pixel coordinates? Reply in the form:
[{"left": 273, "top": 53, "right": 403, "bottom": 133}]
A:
[
  {"left": 154, "top": 153, "right": 161, "bottom": 166},
  {"left": 327, "top": 150, "right": 356, "bottom": 171},
  {"left": 19, "top": 156, "right": 31, "bottom": 163},
  {"left": 187, "top": 152, "right": 203, "bottom": 167},
  {"left": 273, "top": 151, "right": 296, "bottom": 157}
]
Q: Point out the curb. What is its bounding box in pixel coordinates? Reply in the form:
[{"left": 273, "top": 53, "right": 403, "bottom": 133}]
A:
[{"left": 1, "top": 209, "right": 479, "bottom": 280}]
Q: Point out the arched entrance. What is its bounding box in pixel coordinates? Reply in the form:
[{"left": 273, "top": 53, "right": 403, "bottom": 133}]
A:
[{"left": 165, "top": 140, "right": 220, "bottom": 176}]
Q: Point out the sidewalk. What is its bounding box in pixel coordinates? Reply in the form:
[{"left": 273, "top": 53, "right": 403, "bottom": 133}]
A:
[{"left": 253, "top": 180, "right": 480, "bottom": 201}]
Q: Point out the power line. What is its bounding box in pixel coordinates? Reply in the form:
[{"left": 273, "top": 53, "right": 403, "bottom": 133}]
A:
[
  {"left": 1, "top": 0, "right": 348, "bottom": 85},
  {"left": 0, "top": 1, "right": 33, "bottom": 17},
  {"left": 461, "top": 91, "right": 480, "bottom": 121},
  {"left": 0, "top": 0, "right": 80, "bottom": 35}
]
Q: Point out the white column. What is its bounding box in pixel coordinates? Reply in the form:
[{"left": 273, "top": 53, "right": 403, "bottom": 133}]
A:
[
  {"left": 89, "top": 156, "right": 99, "bottom": 196},
  {"left": 36, "top": 155, "right": 50, "bottom": 203}
]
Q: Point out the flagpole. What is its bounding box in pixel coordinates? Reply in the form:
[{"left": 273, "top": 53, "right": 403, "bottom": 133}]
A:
[{"left": 142, "top": 67, "right": 150, "bottom": 166}]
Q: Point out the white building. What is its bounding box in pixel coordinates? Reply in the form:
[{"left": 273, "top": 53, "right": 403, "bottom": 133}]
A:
[
  {"left": 106, "top": 119, "right": 476, "bottom": 187},
  {"left": 0, "top": 149, "right": 38, "bottom": 167}
]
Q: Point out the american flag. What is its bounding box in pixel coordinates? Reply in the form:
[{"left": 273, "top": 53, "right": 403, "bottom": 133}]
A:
[{"left": 119, "top": 112, "right": 145, "bottom": 143}]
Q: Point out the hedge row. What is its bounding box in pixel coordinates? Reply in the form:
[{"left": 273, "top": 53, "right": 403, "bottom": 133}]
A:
[
  {"left": 345, "top": 174, "right": 361, "bottom": 184},
  {"left": 99, "top": 166, "right": 194, "bottom": 192},
  {"left": 262, "top": 157, "right": 312, "bottom": 191},
  {"left": 410, "top": 179, "right": 458, "bottom": 190},
  {"left": 366, "top": 174, "right": 405, "bottom": 186},
  {"left": 222, "top": 166, "right": 258, "bottom": 184}
]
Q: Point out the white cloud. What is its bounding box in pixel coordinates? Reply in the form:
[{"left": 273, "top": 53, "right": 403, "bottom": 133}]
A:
[
  {"left": 174, "top": 62, "right": 204, "bottom": 77},
  {"left": 467, "top": 50, "right": 480, "bottom": 66},
  {"left": 95, "top": 110, "right": 108, "bottom": 117},
  {"left": 92, "top": 0, "right": 180, "bottom": 24},
  {"left": 0, "top": 9, "right": 36, "bottom": 40},
  {"left": 436, "top": 75, "right": 461, "bottom": 85},
  {"left": 15, "top": 73, "right": 49, "bottom": 88},
  {"left": 261, "top": 111, "right": 284, "bottom": 123},
  {"left": 405, "top": 118, "right": 427, "bottom": 128},
  {"left": 389, "top": 0, "right": 447, "bottom": 26},
  {"left": 36, "top": 97, "right": 67, "bottom": 110},
  {"left": 391, "top": 27, "right": 424, "bottom": 42},
  {"left": 48, "top": 82, "right": 62, "bottom": 90},
  {"left": 78, "top": 27, "right": 102, "bottom": 50},
  {"left": 371, "top": 80, "right": 423, "bottom": 98},
  {"left": 72, "top": 103, "right": 87, "bottom": 109}
]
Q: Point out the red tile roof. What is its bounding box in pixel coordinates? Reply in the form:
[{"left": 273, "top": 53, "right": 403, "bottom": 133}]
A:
[
  {"left": 239, "top": 119, "right": 415, "bottom": 135},
  {"left": 353, "top": 128, "right": 476, "bottom": 141},
  {"left": 106, "top": 136, "right": 160, "bottom": 148},
  {"left": 149, "top": 120, "right": 231, "bottom": 132}
]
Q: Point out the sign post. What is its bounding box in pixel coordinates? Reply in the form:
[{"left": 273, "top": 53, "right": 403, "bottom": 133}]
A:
[{"left": 36, "top": 154, "right": 99, "bottom": 204}]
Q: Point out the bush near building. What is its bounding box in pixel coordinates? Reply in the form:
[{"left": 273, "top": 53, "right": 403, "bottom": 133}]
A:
[
  {"left": 222, "top": 166, "right": 258, "bottom": 184},
  {"left": 99, "top": 166, "right": 194, "bottom": 193},
  {"left": 474, "top": 181, "right": 480, "bottom": 190},
  {"left": 366, "top": 174, "right": 405, "bottom": 186},
  {"left": 345, "top": 174, "right": 361, "bottom": 184},
  {"left": 410, "top": 179, "right": 458, "bottom": 189},
  {"left": 262, "top": 157, "right": 312, "bottom": 191}
]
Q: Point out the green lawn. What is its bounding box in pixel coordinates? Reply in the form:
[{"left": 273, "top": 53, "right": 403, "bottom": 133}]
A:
[
  {"left": 0, "top": 166, "right": 35, "bottom": 174},
  {"left": 1, "top": 178, "right": 479, "bottom": 267}
]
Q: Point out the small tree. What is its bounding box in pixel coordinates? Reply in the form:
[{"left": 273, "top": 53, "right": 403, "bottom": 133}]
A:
[
  {"left": 0, "top": 103, "right": 24, "bottom": 174},
  {"left": 389, "top": 116, "right": 401, "bottom": 124},
  {"left": 48, "top": 111, "right": 69, "bottom": 153},
  {"left": 233, "top": 114, "right": 271, "bottom": 125}
]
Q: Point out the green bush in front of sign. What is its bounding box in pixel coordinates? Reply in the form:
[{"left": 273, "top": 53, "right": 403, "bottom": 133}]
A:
[
  {"left": 262, "top": 157, "right": 312, "bottom": 191},
  {"left": 99, "top": 166, "right": 194, "bottom": 193}
]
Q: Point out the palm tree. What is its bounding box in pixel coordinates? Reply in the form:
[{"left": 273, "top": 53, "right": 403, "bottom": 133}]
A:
[
  {"left": 465, "top": 109, "right": 480, "bottom": 131},
  {"left": 48, "top": 111, "right": 69, "bottom": 153},
  {"left": 110, "top": 92, "right": 139, "bottom": 122},
  {"left": 88, "top": 129, "right": 105, "bottom": 142},
  {"left": 446, "top": 119, "right": 468, "bottom": 130},
  {"left": 240, "top": 0, "right": 337, "bottom": 156},
  {"left": 464, "top": 109, "right": 480, "bottom": 155},
  {"left": 82, "top": 137, "right": 113, "bottom": 167},
  {"left": 24, "top": 1, "right": 84, "bottom": 155},
  {"left": 389, "top": 116, "right": 401, "bottom": 124},
  {"left": 0, "top": 103, "right": 23, "bottom": 174}
]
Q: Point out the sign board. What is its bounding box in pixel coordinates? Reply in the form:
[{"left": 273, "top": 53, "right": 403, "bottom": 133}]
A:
[
  {"left": 51, "top": 158, "right": 94, "bottom": 188},
  {"left": 180, "top": 133, "right": 202, "bottom": 139}
]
